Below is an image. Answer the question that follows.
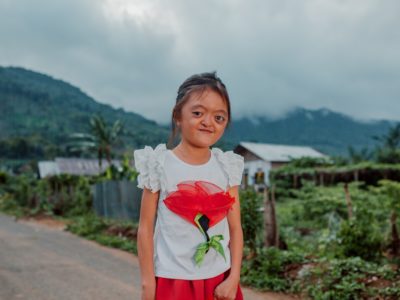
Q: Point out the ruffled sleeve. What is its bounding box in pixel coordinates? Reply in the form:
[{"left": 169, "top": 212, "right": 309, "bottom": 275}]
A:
[
  {"left": 212, "top": 148, "right": 245, "bottom": 188},
  {"left": 133, "top": 143, "right": 167, "bottom": 193}
]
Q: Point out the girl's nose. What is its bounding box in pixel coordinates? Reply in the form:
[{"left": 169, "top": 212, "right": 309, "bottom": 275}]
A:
[{"left": 201, "top": 114, "right": 212, "bottom": 127}]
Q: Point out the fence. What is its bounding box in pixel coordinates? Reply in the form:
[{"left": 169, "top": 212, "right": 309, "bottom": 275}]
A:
[{"left": 92, "top": 180, "right": 142, "bottom": 222}]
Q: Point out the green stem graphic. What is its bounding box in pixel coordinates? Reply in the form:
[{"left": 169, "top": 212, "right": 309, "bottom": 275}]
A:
[{"left": 193, "top": 213, "right": 226, "bottom": 266}]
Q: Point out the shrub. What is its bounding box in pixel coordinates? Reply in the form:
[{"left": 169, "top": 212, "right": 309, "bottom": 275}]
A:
[
  {"left": 0, "top": 173, "right": 93, "bottom": 217},
  {"left": 335, "top": 216, "right": 383, "bottom": 261},
  {"left": 304, "top": 257, "right": 400, "bottom": 300},
  {"left": 241, "top": 247, "right": 306, "bottom": 292},
  {"left": 239, "top": 188, "right": 264, "bottom": 255}
]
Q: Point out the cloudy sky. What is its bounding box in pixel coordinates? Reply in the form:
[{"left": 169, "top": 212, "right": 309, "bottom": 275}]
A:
[{"left": 1, "top": 0, "right": 399, "bottom": 124}]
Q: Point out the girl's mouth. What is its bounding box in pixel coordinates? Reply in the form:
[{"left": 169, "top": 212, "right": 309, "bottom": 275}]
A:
[{"left": 199, "top": 129, "right": 213, "bottom": 133}]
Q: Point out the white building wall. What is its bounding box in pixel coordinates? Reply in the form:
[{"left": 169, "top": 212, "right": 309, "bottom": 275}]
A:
[{"left": 244, "top": 160, "right": 272, "bottom": 186}]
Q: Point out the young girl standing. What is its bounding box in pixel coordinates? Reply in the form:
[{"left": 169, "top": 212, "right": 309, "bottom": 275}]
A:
[{"left": 134, "top": 72, "right": 244, "bottom": 300}]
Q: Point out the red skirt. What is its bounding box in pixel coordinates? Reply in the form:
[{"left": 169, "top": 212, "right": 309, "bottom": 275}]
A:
[{"left": 155, "top": 268, "right": 244, "bottom": 300}]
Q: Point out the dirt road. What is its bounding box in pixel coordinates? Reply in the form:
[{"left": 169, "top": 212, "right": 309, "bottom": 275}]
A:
[{"left": 0, "top": 213, "right": 297, "bottom": 300}]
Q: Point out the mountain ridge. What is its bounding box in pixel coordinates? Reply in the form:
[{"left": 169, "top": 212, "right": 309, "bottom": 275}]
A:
[
  {"left": 0, "top": 66, "right": 394, "bottom": 157},
  {"left": 0, "top": 66, "right": 168, "bottom": 148},
  {"left": 223, "top": 106, "right": 392, "bottom": 155}
]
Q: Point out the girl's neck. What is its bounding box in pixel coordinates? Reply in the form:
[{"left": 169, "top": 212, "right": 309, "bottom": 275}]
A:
[{"left": 173, "top": 142, "right": 211, "bottom": 165}]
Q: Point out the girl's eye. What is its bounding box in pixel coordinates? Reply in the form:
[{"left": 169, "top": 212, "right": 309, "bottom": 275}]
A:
[
  {"left": 192, "top": 111, "right": 202, "bottom": 117},
  {"left": 215, "top": 115, "right": 226, "bottom": 123}
]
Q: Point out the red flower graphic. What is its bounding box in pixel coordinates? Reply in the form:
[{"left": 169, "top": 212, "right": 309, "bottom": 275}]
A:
[
  {"left": 164, "top": 180, "right": 235, "bottom": 227},
  {"left": 163, "top": 180, "right": 236, "bottom": 266}
]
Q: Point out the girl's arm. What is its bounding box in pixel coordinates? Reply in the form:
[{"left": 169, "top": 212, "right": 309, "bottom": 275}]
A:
[
  {"left": 226, "top": 185, "right": 244, "bottom": 282},
  {"left": 137, "top": 187, "right": 159, "bottom": 297},
  {"left": 214, "top": 185, "right": 243, "bottom": 299}
]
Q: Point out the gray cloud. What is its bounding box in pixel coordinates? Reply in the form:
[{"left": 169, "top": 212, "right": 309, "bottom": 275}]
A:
[{"left": 0, "top": 0, "right": 399, "bottom": 123}]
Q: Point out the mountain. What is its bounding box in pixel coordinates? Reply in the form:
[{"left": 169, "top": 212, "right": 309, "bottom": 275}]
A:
[
  {"left": 223, "top": 108, "right": 393, "bottom": 155},
  {"left": 0, "top": 66, "right": 169, "bottom": 158},
  {"left": 0, "top": 66, "right": 395, "bottom": 160}
]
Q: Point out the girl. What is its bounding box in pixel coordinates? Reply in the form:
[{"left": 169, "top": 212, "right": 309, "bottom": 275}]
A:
[{"left": 134, "top": 72, "right": 244, "bottom": 300}]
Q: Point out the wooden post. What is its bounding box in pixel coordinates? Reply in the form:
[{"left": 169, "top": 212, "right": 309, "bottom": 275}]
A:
[
  {"left": 353, "top": 170, "right": 359, "bottom": 182},
  {"left": 271, "top": 184, "right": 279, "bottom": 247},
  {"left": 384, "top": 171, "right": 389, "bottom": 180},
  {"left": 264, "top": 185, "right": 279, "bottom": 248},
  {"left": 293, "top": 175, "right": 298, "bottom": 189},
  {"left": 391, "top": 210, "right": 400, "bottom": 256}
]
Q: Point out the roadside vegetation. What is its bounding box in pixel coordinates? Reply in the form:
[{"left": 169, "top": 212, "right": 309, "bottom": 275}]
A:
[
  {"left": 2, "top": 169, "right": 400, "bottom": 299},
  {"left": 1, "top": 122, "right": 400, "bottom": 299}
]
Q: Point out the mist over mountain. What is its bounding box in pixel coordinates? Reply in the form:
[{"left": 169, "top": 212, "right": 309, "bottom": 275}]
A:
[
  {"left": 223, "top": 107, "right": 392, "bottom": 155},
  {"left": 0, "top": 66, "right": 393, "bottom": 158}
]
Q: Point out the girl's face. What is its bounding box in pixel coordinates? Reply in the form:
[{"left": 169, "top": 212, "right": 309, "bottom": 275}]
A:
[{"left": 176, "top": 89, "right": 229, "bottom": 148}]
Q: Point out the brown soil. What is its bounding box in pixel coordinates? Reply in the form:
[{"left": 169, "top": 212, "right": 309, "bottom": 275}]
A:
[
  {"left": 104, "top": 225, "right": 137, "bottom": 240},
  {"left": 18, "top": 213, "right": 70, "bottom": 230}
]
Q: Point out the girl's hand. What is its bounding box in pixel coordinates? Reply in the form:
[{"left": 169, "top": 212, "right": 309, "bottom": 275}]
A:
[
  {"left": 141, "top": 278, "right": 156, "bottom": 300},
  {"left": 214, "top": 276, "right": 239, "bottom": 300}
]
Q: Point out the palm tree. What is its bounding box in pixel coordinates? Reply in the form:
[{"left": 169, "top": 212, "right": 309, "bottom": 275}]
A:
[
  {"left": 66, "top": 114, "right": 124, "bottom": 169},
  {"left": 373, "top": 123, "right": 400, "bottom": 150},
  {"left": 89, "top": 114, "right": 124, "bottom": 169},
  {"left": 373, "top": 123, "right": 400, "bottom": 163},
  {"left": 65, "top": 133, "right": 96, "bottom": 157}
]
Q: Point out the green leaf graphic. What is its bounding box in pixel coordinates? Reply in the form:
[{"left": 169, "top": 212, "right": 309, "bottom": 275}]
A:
[
  {"left": 194, "top": 241, "right": 210, "bottom": 266},
  {"left": 210, "top": 235, "right": 225, "bottom": 261},
  {"left": 193, "top": 234, "right": 226, "bottom": 266}
]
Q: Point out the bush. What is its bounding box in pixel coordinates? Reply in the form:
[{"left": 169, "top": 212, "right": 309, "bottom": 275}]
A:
[
  {"left": 239, "top": 188, "right": 264, "bottom": 255},
  {"left": 0, "top": 171, "right": 8, "bottom": 184},
  {"left": 0, "top": 173, "right": 93, "bottom": 217},
  {"left": 66, "top": 213, "right": 138, "bottom": 254},
  {"left": 0, "top": 192, "right": 26, "bottom": 217},
  {"left": 335, "top": 216, "right": 383, "bottom": 261},
  {"left": 66, "top": 212, "right": 108, "bottom": 238},
  {"left": 241, "top": 247, "right": 306, "bottom": 292},
  {"left": 304, "top": 257, "right": 400, "bottom": 300},
  {"left": 95, "top": 156, "right": 138, "bottom": 181}
]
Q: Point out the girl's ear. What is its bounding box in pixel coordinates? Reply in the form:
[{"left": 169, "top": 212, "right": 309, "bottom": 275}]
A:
[
  {"left": 173, "top": 111, "right": 180, "bottom": 127},
  {"left": 175, "top": 116, "right": 181, "bottom": 128}
]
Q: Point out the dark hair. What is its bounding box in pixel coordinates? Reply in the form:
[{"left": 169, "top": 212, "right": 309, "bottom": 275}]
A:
[{"left": 167, "top": 71, "right": 231, "bottom": 148}]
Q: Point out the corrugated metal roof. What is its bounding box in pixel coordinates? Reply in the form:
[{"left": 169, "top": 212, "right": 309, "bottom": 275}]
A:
[
  {"left": 55, "top": 158, "right": 122, "bottom": 176},
  {"left": 239, "top": 141, "right": 326, "bottom": 162},
  {"left": 38, "top": 158, "right": 123, "bottom": 177},
  {"left": 38, "top": 161, "right": 60, "bottom": 178}
]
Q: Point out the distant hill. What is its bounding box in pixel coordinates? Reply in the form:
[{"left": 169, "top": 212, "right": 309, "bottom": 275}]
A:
[
  {"left": 0, "top": 66, "right": 395, "bottom": 160},
  {"left": 223, "top": 108, "right": 393, "bottom": 155},
  {"left": 0, "top": 66, "right": 169, "bottom": 153}
]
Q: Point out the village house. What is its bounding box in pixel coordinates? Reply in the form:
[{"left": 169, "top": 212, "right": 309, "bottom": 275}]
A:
[
  {"left": 37, "top": 158, "right": 122, "bottom": 178},
  {"left": 234, "top": 141, "right": 327, "bottom": 188}
]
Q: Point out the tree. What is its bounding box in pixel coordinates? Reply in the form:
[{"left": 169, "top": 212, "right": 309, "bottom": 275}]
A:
[
  {"left": 373, "top": 123, "right": 400, "bottom": 150},
  {"left": 373, "top": 123, "right": 400, "bottom": 163},
  {"left": 347, "top": 145, "right": 373, "bottom": 163},
  {"left": 89, "top": 114, "right": 124, "bottom": 168},
  {"left": 65, "top": 133, "right": 96, "bottom": 157},
  {"left": 66, "top": 114, "right": 124, "bottom": 168}
]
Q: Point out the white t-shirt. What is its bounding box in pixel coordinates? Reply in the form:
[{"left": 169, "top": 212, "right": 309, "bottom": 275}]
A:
[{"left": 133, "top": 143, "right": 244, "bottom": 280}]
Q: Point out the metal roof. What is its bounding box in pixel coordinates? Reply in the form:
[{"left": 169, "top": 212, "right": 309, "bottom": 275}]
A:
[
  {"left": 38, "top": 161, "right": 60, "bottom": 178},
  {"left": 238, "top": 141, "right": 326, "bottom": 162},
  {"left": 38, "top": 158, "right": 122, "bottom": 177}
]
